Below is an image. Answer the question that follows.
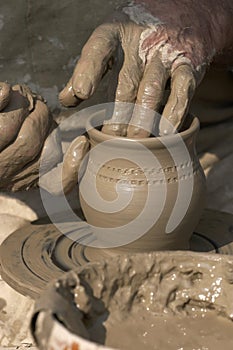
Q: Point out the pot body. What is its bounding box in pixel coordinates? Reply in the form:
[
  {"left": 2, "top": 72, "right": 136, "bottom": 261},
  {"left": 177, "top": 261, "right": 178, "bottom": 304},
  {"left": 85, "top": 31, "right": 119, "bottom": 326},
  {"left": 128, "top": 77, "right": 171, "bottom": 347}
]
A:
[{"left": 80, "top": 113, "right": 206, "bottom": 252}]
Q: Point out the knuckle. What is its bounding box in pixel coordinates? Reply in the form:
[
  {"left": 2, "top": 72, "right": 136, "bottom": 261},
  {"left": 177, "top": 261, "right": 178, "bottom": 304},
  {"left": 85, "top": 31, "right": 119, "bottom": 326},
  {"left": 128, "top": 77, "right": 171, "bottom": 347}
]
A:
[
  {"left": 115, "top": 86, "right": 136, "bottom": 101},
  {"left": 144, "top": 80, "right": 163, "bottom": 94},
  {"left": 116, "top": 77, "right": 139, "bottom": 101}
]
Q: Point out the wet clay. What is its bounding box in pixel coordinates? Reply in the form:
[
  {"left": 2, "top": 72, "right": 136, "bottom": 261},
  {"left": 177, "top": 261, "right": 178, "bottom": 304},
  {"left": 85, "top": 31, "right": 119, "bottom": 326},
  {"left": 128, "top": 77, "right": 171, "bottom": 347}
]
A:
[
  {"left": 0, "top": 83, "right": 34, "bottom": 151},
  {"left": 91, "top": 309, "right": 233, "bottom": 350},
  {"left": 71, "top": 253, "right": 233, "bottom": 350},
  {"left": 33, "top": 251, "right": 233, "bottom": 349},
  {"left": 79, "top": 111, "right": 206, "bottom": 251},
  {"left": 0, "top": 99, "right": 52, "bottom": 177},
  {"left": 0, "top": 82, "right": 62, "bottom": 191}
]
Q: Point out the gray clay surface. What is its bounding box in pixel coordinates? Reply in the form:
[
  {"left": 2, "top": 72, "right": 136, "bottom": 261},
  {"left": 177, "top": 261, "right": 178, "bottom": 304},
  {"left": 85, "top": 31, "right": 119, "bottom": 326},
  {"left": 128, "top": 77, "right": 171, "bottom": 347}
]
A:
[
  {"left": 0, "top": 0, "right": 127, "bottom": 111},
  {"left": 34, "top": 251, "right": 233, "bottom": 350}
]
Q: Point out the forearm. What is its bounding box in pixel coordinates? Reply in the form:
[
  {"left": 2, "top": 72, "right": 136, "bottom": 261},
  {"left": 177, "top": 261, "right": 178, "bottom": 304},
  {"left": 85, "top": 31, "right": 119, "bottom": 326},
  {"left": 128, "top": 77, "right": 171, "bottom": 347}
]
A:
[{"left": 129, "top": 0, "right": 233, "bottom": 64}]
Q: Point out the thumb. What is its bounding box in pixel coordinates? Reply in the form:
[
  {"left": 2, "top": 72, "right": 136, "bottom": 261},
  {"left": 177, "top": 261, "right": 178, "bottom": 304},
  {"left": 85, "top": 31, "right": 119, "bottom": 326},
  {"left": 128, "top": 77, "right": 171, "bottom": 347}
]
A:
[
  {"left": 62, "top": 136, "right": 89, "bottom": 194},
  {"left": 39, "top": 136, "right": 89, "bottom": 195}
]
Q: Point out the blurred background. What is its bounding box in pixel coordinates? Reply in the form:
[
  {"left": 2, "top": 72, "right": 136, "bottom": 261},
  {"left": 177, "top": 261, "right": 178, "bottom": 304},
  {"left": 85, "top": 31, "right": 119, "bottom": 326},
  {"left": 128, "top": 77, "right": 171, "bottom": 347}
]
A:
[{"left": 0, "top": 0, "right": 127, "bottom": 112}]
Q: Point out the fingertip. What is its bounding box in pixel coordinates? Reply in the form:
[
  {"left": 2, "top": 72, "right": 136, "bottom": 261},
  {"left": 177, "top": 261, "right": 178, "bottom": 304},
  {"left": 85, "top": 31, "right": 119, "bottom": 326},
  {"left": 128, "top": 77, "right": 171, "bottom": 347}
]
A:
[
  {"left": 159, "top": 115, "right": 178, "bottom": 136},
  {"left": 127, "top": 125, "right": 150, "bottom": 138},
  {"left": 159, "top": 66, "right": 196, "bottom": 136},
  {"left": 59, "top": 81, "right": 82, "bottom": 107},
  {"left": 102, "top": 124, "right": 127, "bottom": 136},
  {"left": 72, "top": 74, "right": 94, "bottom": 100}
]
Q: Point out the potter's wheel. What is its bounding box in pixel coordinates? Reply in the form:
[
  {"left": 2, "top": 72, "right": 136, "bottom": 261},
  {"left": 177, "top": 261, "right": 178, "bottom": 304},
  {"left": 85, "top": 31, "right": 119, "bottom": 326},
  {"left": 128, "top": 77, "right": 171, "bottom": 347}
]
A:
[{"left": 1, "top": 209, "right": 233, "bottom": 299}]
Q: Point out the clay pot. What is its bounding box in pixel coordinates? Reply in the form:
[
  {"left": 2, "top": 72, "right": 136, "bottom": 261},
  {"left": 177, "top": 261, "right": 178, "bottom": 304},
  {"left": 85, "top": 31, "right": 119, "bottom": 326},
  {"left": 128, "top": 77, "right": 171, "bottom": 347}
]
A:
[{"left": 79, "top": 111, "right": 206, "bottom": 251}]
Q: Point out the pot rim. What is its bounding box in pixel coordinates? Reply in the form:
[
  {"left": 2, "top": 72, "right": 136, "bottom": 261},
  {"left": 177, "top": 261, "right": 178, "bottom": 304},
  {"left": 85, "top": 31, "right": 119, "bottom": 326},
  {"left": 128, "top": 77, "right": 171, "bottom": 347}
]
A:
[{"left": 86, "top": 111, "right": 199, "bottom": 148}]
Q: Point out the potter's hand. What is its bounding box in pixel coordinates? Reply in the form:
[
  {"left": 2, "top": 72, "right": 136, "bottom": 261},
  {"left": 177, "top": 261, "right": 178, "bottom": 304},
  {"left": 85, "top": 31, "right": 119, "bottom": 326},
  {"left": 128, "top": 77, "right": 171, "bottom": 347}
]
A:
[
  {"left": 0, "top": 82, "right": 61, "bottom": 191},
  {"left": 39, "top": 135, "right": 89, "bottom": 195},
  {"left": 60, "top": 0, "right": 233, "bottom": 137}
]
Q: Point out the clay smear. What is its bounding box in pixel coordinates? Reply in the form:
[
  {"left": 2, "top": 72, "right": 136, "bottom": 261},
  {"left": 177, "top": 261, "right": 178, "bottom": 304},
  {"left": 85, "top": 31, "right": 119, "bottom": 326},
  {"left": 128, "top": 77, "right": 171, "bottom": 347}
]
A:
[{"left": 99, "top": 310, "right": 233, "bottom": 350}]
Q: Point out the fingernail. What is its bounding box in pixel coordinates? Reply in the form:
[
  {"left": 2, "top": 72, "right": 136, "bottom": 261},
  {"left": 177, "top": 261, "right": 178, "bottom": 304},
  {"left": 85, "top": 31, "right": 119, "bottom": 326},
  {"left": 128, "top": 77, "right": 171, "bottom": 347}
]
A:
[
  {"left": 59, "top": 87, "right": 81, "bottom": 107},
  {"left": 73, "top": 76, "right": 93, "bottom": 99}
]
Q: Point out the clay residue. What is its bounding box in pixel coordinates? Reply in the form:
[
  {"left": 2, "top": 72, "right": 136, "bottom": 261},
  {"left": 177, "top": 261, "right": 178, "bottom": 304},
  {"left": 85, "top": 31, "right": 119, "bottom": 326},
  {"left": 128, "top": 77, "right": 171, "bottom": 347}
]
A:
[
  {"left": 38, "top": 252, "right": 233, "bottom": 350},
  {"left": 101, "top": 310, "right": 233, "bottom": 349}
]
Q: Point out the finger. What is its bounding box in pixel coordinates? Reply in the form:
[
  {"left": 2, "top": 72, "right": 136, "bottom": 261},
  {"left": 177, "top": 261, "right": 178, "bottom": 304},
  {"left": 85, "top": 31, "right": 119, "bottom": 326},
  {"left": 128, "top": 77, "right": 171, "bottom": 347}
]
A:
[
  {"left": 59, "top": 78, "right": 82, "bottom": 107},
  {"left": 159, "top": 64, "right": 196, "bottom": 135},
  {"left": 71, "top": 24, "right": 118, "bottom": 100},
  {"left": 106, "top": 45, "right": 123, "bottom": 102},
  {"left": 127, "top": 55, "right": 168, "bottom": 138},
  {"left": 102, "top": 45, "right": 134, "bottom": 136},
  {"left": 62, "top": 136, "right": 89, "bottom": 194},
  {"left": 102, "top": 42, "right": 143, "bottom": 136},
  {"left": 40, "top": 136, "right": 89, "bottom": 195}
]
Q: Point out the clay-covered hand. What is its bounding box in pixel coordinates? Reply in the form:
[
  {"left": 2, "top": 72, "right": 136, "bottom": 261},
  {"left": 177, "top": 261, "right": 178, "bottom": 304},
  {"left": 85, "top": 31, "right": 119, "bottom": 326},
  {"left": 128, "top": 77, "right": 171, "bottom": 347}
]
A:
[
  {"left": 39, "top": 135, "right": 89, "bottom": 195},
  {"left": 0, "top": 82, "right": 62, "bottom": 191},
  {"left": 59, "top": 0, "right": 233, "bottom": 137}
]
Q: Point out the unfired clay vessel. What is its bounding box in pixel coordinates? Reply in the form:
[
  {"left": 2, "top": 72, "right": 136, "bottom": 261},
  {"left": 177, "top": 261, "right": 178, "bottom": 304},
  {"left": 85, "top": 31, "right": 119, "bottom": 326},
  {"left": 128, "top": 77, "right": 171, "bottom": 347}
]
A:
[
  {"left": 79, "top": 111, "right": 206, "bottom": 251},
  {"left": 32, "top": 251, "right": 233, "bottom": 350}
]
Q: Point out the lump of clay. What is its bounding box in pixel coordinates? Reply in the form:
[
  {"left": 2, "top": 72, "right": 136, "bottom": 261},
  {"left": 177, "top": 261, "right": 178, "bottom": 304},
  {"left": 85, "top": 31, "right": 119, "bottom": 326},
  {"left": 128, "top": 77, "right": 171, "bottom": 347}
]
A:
[
  {"left": 0, "top": 82, "right": 62, "bottom": 191},
  {"left": 0, "top": 82, "right": 34, "bottom": 151}
]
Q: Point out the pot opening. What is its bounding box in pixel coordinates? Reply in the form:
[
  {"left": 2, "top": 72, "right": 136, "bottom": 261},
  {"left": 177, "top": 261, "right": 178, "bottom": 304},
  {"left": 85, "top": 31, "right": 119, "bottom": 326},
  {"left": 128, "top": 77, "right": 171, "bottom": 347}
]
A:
[{"left": 86, "top": 110, "right": 199, "bottom": 148}]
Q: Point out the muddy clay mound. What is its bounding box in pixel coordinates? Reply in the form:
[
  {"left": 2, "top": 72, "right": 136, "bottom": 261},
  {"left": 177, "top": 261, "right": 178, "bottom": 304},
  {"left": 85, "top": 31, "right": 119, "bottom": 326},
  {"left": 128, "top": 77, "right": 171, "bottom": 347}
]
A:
[{"left": 32, "top": 251, "right": 233, "bottom": 350}]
